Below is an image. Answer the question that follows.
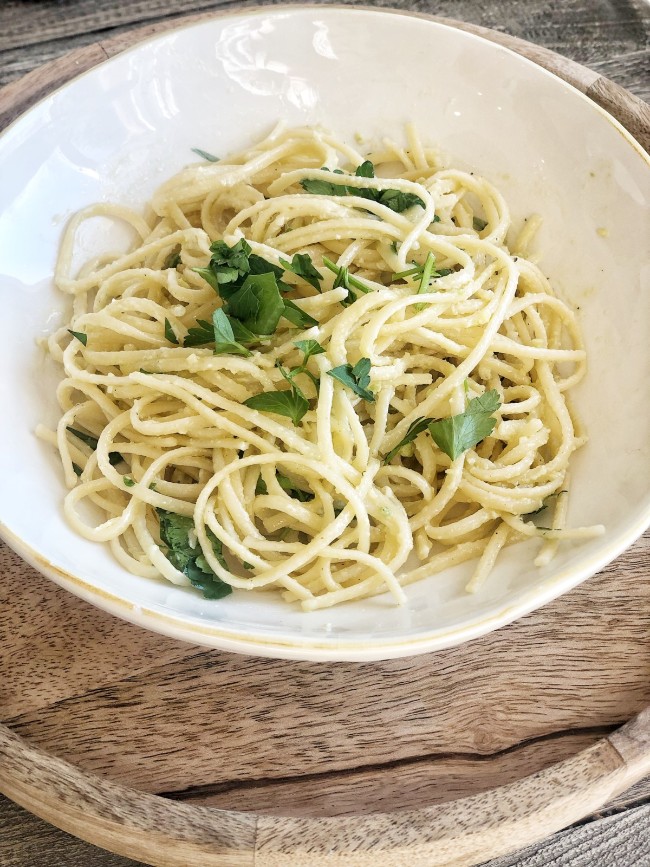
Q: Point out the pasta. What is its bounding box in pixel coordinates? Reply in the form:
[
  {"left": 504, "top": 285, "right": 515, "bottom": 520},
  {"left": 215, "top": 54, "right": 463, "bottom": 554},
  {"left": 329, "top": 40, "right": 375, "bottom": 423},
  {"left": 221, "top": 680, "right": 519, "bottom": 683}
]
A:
[{"left": 38, "top": 124, "right": 604, "bottom": 610}]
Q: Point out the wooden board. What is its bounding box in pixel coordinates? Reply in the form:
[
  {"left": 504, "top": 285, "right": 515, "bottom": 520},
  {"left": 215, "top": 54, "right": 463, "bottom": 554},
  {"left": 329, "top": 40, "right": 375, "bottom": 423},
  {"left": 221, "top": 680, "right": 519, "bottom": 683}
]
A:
[{"left": 0, "top": 7, "right": 649, "bottom": 866}]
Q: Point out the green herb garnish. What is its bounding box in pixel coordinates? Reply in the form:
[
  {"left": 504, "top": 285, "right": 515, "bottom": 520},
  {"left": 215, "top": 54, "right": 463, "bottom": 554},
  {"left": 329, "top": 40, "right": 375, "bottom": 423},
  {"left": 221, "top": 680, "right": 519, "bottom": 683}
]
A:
[
  {"left": 193, "top": 239, "right": 254, "bottom": 292},
  {"left": 191, "top": 148, "right": 219, "bottom": 162},
  {"left": 243, "top": 384, "right": 309, "bottom": 426},
  {"left": 392, "top": 255, "right": 453, "bottom": 285},
  {"left": 523, "top": 491, "right": 567, "bottom": 519},
  {"left": 255, "top": 473, "right": 314, "bottom": 502},
  {"left": 428, "top": 390, "right": 501, "bottom": 461},
  {"left": 301, "top": 161, "right": 425, "bottom": 213},
  {"left": 285, "top": 339, "right": 325, "bottom": 390},
  {"left": 123, "top": 476, "right": 135, "bottom": 487},
  {"left": 184, "top": 319, "right": 215, "bottom": 347},
  {"left": 383, "top": 417, "right": 433, "bottom": 464},
  {"left": 163, "top": 248, "right": 181, "bottom": 269},
  {"left": 293, "top": 339, "right": 325, "bottom": 364},
  {"left": 164, "top": 318, "right": 179, "bottom": 345},
  {"left": 192, "top": 239, "right": 319, "bottom": 348},
  {"left": 157, "top": 509, "right": 232, "bottom": 599},
  {"left": 279, "top": 253, "right": 323, "bottom": 291},
  {"left": 66, "top": 426, "right": 122, "bottom": 466},
  {"left": 282, "top": 299, "right": 318, "bottom": 329},
  {"left": 212, "top": 308, "right": 252, "bottom": 357},
  {"left": 226, "top": 272, "right": 285, "bottom": 335},
  {"left": 327, "top": 357, "right": 374, "bottom": 402},
  {"left": 322, "top": 256, "right": 372, "bottom": 306},
  {"left": 67, "top": 329, "right": 87, "bottom": 346}
]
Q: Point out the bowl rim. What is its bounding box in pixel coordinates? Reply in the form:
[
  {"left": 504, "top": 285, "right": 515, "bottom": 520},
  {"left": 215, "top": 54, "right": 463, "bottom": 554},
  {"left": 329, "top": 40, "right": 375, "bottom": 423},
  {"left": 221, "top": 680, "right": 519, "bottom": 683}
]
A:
[{"left": 1, "top": 3, "right": 649, "bottom": 661}]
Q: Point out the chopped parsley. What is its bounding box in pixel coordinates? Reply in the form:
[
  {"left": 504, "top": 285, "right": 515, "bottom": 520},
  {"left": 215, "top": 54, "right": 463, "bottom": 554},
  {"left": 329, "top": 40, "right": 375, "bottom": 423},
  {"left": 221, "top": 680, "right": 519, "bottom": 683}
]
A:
[
  {"left": 191, "top": 148, "right": 219, "bottom": 162},
  {"left": 392, "top": 254, "right": 453, "bottom": 285},
  {"left": 293, "top": 339, "right": 325, "bottom": 364},
  {"left": 383, "top": 390, "right": 501, "bottom": 463},
  {"left": 282, "top": 299, "right": 318, "bottom": 329},
  {"left": 66, "top": 426, "right": 122, "bottom": 466},
  {"left": 327, "top": 357, "right": 375, "bottom": 402},
  {"left": 255, "top": 473, "right": 314, "bottom": 502},
  {"left": 322, "top": 256, "right": 372, "bottom": 306},
  {"left": 279, "top": 253, "right": 323, "bottom": 291},
  {"left": 157, "top": 509, "right": 232, "bottom": 599},
  {"left": 164, "top": 318, "right": 179, "bottom": 345},
  {"left": 383, "top": 417, "right": 433, "bottom": 464},
  {"left": 191, "top": 239, "right": 319, "bottom": 347},
  {"left": 212, "top": 308, "right": 252, "bottom": 357},
  {"left": 301, "top": 161, "right": 425, "bottom": 213},
  {"left": 243, "top": 383, "right": 309, "bottom": 426},
  {"left": 428, "top": 390, "right": 501, "bottom": 460},
  {"left": 163, "top": 248, "right": 181, "bottom": 269},
  {"left": 67, "top": 329, "right": 87, "bottom": 346}
]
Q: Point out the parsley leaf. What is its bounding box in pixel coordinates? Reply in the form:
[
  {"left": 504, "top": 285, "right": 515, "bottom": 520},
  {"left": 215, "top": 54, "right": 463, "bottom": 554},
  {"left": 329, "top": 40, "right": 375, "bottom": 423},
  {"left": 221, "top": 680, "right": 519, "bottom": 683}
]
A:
[
  {"left": 277, "top": 472, "right": 314, "bottom": 502},
  {"left": 164, "top": 318, "right": 179, "bottom": 345},
  {"left": 212, "top": 308, "right": 252, "bottom": 357},
  {"left": 123, "top": 476, "right": 135, "bottom": 487},
  {"left": 274, "top": 340, "right": 325, "bottom": 392},
  {"left": 301, "top": 177, "right": 350, "bottom": 196},
  {"left": 255, "top": 473, "right": 314, "bottom": 502},
  {"left": 300, "top": 162, "right": 424, "bottom": 213},
  {"left": 157, "top": 509, "right": 232, "bottom": 599},
  {"left": 227, "top": 272, "right": 285, "bottom": 335},
  {"left": 191, "top": 148, "right": 219, "bottom": 162},
  {"left": 193, "top": 238, "right": 253, "bottom": 294},
  {"left": 383, "top": 417, "right": 433, "bottom": 464},
  {"left": 282, "top": 299, "right": 318, "bottom": 329},
  {"left": 184, "top": 319, "right": 215, "bottom": 347},
  {"left": 279, "top": 253, "right": 323, "bottom": 291},
  {"left": 163, "top": 248, "right": 181, "bottom": 269},
  {"left": 417, "top": 252, "right": 437, "bottom": 294},
  {"left": 294, "top": 339, "right": 325, "bottom": 363},
  {"left": 327, "top": 357, "right": 375, "bottom": 402},
  {"left": 322, "top": 256, "right": 372, "bottom": 306},
  {"left": 248, "top": 254, "right": 284, "bottom": 279},
  {"left": 377, "top": 189, "right": 425, "bottom": 212},
  {"left": 428, "top": 390, "right": 501, "bottom": 460},
  {"left": 67, "top": 329, "right": 87, "bottom": 346},
  {"left": 244, "top": 385, "right": 309, "bottom": 426},
  {"left": 392, "top": 255, "right": 453, "bottom": 286},
  {"left": 194, "top": 239, "right": 309, "bottom": 339},
  {"left": 66, "top": 426, "right": 122, "bottom": 466}
]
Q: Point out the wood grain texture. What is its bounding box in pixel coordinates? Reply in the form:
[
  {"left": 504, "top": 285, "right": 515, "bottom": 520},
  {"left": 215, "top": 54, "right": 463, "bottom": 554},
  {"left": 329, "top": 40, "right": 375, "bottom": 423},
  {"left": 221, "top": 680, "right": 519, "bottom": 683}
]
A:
[
  {"left": 4, "top": 537, "right": 650, "bottom": 798},
  {"left": 3, "top": 794, "right": 649, "bottom": 867},
  {"left": 2, "top": 712, "right": 650, "bottom": 867},
  {"left": 0, "top": 2, "right": 649, "bottom": 866},
  {"left": 0, "top": 725, "right": 257, "bottom": 867}
]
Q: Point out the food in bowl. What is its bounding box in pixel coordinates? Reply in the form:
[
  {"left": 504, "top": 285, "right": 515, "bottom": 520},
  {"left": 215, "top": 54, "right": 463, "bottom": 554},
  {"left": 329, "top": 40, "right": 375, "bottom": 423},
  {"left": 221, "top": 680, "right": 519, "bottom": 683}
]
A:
[{"left": 38, "top": 124, "right": 603, "bottom": 610}]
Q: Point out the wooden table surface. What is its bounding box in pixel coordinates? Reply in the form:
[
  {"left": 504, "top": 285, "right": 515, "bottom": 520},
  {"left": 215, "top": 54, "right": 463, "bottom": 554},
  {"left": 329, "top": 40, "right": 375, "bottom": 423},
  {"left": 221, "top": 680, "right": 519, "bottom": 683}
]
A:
[{"left": 1, "top": 1, "right": 649, "bottom": 865}]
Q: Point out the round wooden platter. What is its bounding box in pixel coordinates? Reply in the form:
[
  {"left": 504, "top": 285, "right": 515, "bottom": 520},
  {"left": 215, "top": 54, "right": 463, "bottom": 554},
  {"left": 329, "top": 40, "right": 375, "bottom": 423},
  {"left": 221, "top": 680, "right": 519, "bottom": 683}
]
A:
[{"left": 1, "top": 7, "right": 650, "bottom": 866}]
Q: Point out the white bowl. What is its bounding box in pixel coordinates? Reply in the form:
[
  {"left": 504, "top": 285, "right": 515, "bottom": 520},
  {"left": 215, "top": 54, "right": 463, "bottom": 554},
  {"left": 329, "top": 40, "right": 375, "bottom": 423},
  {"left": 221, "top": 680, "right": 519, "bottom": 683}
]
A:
[{"left": 0, "top": 7, "right": 648, "bottom": 661}]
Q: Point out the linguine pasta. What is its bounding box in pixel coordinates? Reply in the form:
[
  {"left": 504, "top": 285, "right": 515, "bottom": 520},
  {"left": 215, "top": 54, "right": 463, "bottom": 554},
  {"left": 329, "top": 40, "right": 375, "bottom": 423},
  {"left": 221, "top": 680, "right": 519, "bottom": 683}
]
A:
[{"left": 38, "top": 124, "right": 604, "bottom": 610}]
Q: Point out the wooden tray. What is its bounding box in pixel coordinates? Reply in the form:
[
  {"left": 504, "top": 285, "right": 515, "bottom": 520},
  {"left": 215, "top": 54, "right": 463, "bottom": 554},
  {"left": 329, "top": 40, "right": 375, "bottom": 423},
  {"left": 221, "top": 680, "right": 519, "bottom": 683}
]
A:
[{"left": 1, "top": 8, "right": 649, "bottom": 866}]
